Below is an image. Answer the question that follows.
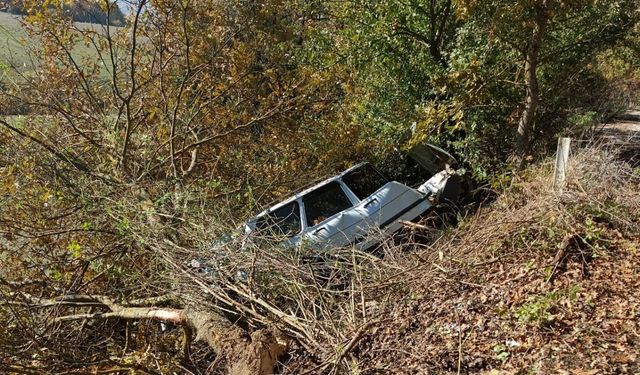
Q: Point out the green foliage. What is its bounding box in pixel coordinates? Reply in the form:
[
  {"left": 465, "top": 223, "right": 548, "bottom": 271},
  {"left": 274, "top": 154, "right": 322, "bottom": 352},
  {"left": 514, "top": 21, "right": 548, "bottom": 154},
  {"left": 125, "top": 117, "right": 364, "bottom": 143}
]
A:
[
  {"left": 492, "top": 343, "right": 510, "bottom": 362},
  {"left": 583, "top": 216, "right": 607, "bottom": 252},
  {"left": 298, "top": 0, "right": 640, "bottom": 179},
  {"left": 66, "top": 241, "right": 82, "bottom": 259},
  {"left": 568, "top": 111, "right": 601, "bottom": 130},
  {"left": 514, "top": 285, "right": 580, "bottom": 326}
]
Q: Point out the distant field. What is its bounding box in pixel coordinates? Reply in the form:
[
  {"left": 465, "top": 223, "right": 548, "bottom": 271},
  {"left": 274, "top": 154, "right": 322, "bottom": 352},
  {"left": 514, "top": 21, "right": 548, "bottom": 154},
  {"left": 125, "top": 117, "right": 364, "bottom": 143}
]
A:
[
  {"left": 0, "top": 11, "right": 116, "bottom": 75},
  {"left": 0, "top": 12, "right": 29, "bottom": 71}
]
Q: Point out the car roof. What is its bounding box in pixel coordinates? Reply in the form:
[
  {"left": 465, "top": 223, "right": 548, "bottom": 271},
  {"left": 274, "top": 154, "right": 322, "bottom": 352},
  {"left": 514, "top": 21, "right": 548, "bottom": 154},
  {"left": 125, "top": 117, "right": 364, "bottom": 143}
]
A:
[{"left": 252, "top": 162, "right": 370, "bottom": 219}]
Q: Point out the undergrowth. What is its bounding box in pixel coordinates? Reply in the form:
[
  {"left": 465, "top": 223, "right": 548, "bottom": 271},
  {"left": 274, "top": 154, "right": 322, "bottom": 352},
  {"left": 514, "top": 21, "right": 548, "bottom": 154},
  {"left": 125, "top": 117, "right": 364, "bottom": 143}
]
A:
[{"left": 326, "top": 146, "right": 640, "bottom": 374}]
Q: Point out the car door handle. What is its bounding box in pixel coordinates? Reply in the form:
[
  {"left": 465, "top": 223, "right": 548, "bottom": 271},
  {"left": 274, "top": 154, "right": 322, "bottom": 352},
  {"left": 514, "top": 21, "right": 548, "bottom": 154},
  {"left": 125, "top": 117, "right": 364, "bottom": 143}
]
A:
[
  {"left": 313, "top": 227, "right": 327, "bottom": 235},
  {"left": 364, "top": 198, "right": 378, "bottom": 208}
]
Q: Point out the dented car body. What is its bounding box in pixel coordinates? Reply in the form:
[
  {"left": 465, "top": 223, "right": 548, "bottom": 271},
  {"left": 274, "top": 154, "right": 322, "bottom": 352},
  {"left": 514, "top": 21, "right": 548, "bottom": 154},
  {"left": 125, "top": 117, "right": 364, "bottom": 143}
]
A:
[{"left": 244, "top": 143, "right": 463, "bottom": 251}]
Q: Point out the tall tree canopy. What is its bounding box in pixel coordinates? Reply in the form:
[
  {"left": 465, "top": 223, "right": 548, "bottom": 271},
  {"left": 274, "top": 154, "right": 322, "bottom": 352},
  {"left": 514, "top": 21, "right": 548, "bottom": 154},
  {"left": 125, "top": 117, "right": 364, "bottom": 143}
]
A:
[{"left": 304, "top": 0, "right": 639, "bottom": 175}]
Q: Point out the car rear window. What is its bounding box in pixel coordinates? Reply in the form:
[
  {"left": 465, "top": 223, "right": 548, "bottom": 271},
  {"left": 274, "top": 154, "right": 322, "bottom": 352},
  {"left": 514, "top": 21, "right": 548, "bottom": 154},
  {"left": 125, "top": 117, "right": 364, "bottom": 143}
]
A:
[
  {"left": 342, "top": 164, "right": 388, "bottom": 200},
  {"left": 303, "top": 181, "right": 353, "bottom": 226},
  {"left": 255, "top": 201, "right": 301, "bottom": 237}
]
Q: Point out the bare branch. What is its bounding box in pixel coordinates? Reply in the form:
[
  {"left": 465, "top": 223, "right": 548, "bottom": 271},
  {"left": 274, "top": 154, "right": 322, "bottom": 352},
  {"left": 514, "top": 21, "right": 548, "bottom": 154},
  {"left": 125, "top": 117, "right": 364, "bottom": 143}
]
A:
[{"left": 0, "top": 118, "right": 92, "bottom": 173}]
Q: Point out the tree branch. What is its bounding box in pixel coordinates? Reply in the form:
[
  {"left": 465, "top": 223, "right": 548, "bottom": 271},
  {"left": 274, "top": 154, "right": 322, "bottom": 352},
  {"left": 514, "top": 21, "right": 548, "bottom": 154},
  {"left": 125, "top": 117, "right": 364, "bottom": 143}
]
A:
[
  {"left": 10, "top": 292, "right": 288, "bottom": 375},
  {"left": 0, "top": 119, "right": 92, "bottom": 173}
]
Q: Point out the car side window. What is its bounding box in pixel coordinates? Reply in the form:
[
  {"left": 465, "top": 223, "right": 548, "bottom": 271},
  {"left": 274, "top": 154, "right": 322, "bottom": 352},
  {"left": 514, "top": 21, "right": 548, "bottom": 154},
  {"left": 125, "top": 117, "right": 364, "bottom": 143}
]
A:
[
  {"left": 255, "top": 201, "right": 301, "bottom": 237},
  {"left": 342, "top": 164, "right": 388, "bottom": 200},
  {"left": 303, "top": 181, "right": 353, "bottom": 226}
]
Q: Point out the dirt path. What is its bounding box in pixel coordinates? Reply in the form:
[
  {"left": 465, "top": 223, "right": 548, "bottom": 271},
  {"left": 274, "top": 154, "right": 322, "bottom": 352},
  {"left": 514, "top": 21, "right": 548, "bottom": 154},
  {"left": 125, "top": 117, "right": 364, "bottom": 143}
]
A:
[
  {"left": 599, "top": 109, "right": 640, "bottom": 165},
  {"left": 600, "top": 109, "right": 640, "bottom": 140}
]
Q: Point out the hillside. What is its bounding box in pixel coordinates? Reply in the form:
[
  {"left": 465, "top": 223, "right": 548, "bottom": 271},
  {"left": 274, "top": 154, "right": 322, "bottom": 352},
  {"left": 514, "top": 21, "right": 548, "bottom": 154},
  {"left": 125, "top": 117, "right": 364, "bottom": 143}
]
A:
[
  {"left": 328, "top": 143, "right": 640, "bottom": 374},
  {"left": 0, "top": 12, "right": 27, "bottom": 70},
  {"left": 0, "top": 1, "right": 638, "bottom": 374},
  {"left": 0, "top": 0, "right": 125, "bottom": 25},
  {"left": 0, "top": 11, "right": 117, "bottom": 78}
]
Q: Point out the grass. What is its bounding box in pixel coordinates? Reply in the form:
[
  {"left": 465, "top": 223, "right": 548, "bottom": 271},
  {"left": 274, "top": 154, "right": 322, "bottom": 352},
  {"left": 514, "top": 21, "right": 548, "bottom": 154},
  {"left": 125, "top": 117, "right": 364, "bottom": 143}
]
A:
[
  {"left": 0, "top": 12, "right": 29, "bottom": 71},
  {"left": 0, "top": 11, "right": 117, "bottom": 78},
  {"left": 514, "top": 285, "right": 580, "bottom": 326}
]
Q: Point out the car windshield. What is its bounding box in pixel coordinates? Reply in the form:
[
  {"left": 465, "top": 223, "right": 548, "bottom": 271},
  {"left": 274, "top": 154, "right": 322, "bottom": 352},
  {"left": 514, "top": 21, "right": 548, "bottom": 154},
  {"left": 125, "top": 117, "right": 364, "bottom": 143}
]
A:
[
  {"left": 255, "top": 201, "right": 301, "bottom": 237},
  {"left": 342, "top": 164, "right": 388, "bottom": 200},
  {"left": 303, "top": 181, "right": 353, "bottom": 226}
]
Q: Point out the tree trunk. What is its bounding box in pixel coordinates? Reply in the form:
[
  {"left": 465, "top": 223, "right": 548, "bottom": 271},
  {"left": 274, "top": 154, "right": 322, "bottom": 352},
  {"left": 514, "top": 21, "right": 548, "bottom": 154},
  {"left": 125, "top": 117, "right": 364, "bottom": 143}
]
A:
[
  {"left": 185, "top": 309, "right": 287, "bottom": 375},
  {"left": 515, "top": 0, "right": 550, "bottom": 164},
  {"left": 43, "top": 295, "right": 287, "bottom": 375}
]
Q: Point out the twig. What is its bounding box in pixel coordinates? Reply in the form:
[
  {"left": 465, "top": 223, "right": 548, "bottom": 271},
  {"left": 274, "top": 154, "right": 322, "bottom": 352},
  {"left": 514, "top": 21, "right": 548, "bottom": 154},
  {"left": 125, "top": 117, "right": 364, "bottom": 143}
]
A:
[
  {"left": 302, "top": 320, "right": 381, "bottom": 375},
  {"left": 456, "top": 309, "right": 463, "bottom": 375}
]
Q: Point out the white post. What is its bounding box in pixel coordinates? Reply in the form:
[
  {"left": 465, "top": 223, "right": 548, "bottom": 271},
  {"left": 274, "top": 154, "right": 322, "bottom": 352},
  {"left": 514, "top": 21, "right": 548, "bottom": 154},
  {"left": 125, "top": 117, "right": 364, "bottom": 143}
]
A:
[{"left": 553, "top": 137, "right": 571, "bottom": 190}]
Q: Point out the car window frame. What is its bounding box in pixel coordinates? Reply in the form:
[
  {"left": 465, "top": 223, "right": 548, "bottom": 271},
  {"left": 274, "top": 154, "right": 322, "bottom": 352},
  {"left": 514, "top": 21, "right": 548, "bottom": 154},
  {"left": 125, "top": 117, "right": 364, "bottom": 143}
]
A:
[
  {"left": 254, "top": 200, "right": 303, "bottom": 238},
  {"left": 341, "top": 163, "right": 389, "bottom": 202},
  {"left": 300, "top": 180, "right": 358, "bottom": 228}
]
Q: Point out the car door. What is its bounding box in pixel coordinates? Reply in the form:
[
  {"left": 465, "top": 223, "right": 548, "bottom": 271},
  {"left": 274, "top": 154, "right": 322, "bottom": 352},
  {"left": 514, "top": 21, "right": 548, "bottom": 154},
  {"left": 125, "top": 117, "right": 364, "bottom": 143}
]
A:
[
  {"left": 341, "top": 164, "right": 387, "bottom": 229},
  {"left": 301, "top": 181, "right": 363, "bottom": 248},
  {"left": 408, "top": 143, "right": 457, "bottom": 176},
  {"left": 342, "top": 164, "right": 426, "bottom": 231}
]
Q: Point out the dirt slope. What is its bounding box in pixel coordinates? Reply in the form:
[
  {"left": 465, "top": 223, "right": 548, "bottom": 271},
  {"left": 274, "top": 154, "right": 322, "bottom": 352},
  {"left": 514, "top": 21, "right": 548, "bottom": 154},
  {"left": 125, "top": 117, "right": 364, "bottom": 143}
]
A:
[{"left": 350, "top": 144, "right": 640, "bottom": 374}]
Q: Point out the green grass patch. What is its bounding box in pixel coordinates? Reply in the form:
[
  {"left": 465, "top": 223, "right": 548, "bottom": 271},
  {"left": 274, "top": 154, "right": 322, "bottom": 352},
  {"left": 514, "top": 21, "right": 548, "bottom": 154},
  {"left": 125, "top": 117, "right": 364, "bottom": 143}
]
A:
[{"left": 514, "top": 285, "right": 580, "bottom": 326}]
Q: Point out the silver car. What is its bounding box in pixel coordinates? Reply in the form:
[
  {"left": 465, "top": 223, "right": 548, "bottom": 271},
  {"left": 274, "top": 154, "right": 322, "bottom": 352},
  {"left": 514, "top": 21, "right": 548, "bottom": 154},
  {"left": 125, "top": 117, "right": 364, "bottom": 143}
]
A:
[{"left": 245, "top": 143, "right": 463, "bottom": 251}]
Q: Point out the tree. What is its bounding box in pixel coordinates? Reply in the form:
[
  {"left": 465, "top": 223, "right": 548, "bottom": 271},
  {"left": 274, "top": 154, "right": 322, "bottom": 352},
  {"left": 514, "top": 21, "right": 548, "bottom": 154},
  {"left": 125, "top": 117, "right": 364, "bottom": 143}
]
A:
[
  {"left": 310, "top": 0, "right": 639, "bottom": 175},
  {"left": 455, "top": 0, "right": 639, "bottom": 164},
  {"left": 515, "top": 0, "right": 550, "bottom": 162},
  {"left": 0, "top": 0, "right": 354, "bottom": 373}
]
